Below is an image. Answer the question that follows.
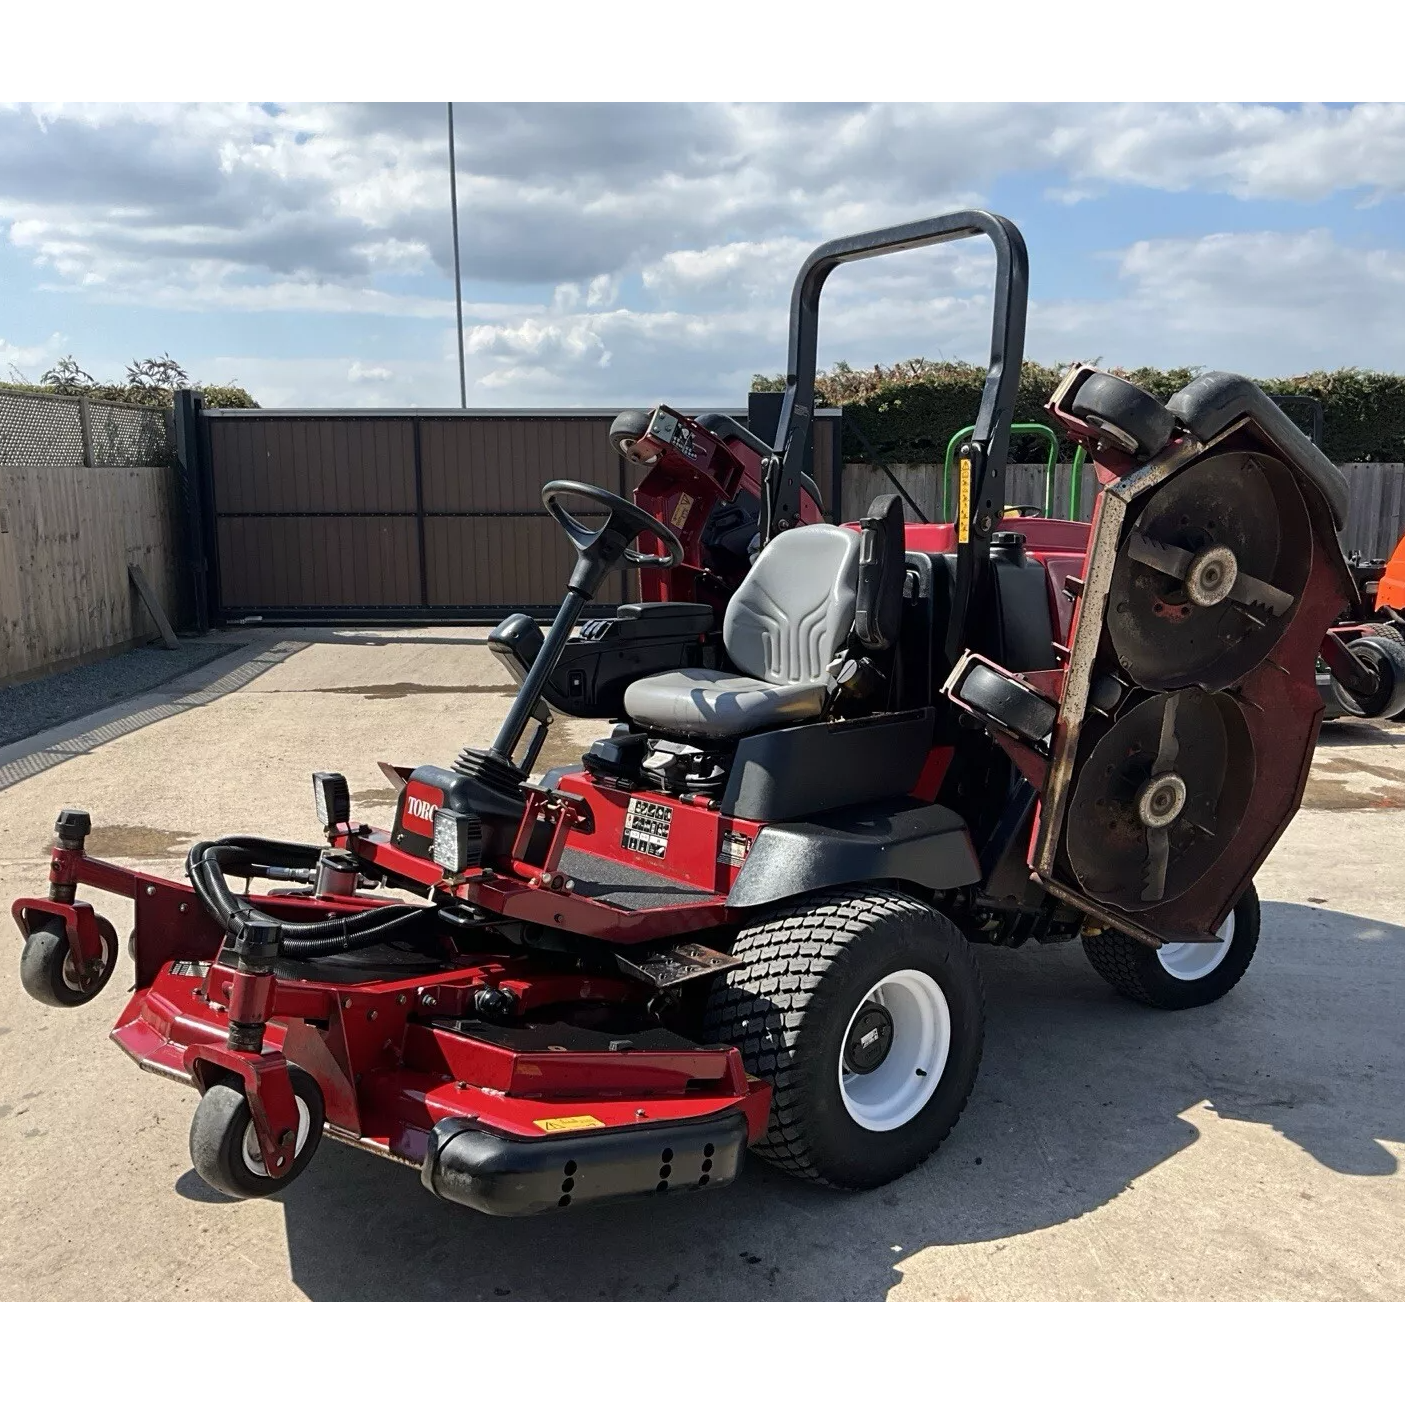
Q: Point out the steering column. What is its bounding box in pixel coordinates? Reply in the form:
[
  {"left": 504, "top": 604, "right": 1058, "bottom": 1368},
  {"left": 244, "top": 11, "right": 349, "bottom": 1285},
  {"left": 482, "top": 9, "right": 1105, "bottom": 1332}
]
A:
[{"left": 486, "top": 479, "right": 683, "bottom": 766}]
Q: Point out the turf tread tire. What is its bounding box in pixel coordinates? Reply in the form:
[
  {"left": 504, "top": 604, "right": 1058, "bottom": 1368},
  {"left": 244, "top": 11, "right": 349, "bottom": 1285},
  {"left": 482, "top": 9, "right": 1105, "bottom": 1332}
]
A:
[
  {"left": 703, "top": 886, "right": 984, "bottom": 1189},
  {"left": 1082, "top": 884, "right": 1261, "bottom": 1010}
]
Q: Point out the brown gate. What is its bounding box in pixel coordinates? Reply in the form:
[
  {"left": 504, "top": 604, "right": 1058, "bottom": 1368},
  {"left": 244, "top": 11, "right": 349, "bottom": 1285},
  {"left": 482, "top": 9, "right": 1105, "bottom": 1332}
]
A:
[
  {"left": 201, "top": 410, "right": 639, "bottom": 621},
  {"left": 188, "top": 402, "right": 840, "bottom": 624}
]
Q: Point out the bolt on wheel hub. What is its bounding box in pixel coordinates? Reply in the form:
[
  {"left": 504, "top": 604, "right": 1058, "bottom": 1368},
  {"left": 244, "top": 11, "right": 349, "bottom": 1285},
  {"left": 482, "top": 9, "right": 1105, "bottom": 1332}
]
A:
[{"left": 843, "top": 1000, "right": 895, "bottom": 1075}]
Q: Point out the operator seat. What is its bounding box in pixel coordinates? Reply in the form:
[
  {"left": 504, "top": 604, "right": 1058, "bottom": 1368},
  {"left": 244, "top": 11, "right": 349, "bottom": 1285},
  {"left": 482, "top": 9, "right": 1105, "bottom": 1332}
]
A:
[{"left": 623, "top": 523, "right": 862, "bottom": 739}]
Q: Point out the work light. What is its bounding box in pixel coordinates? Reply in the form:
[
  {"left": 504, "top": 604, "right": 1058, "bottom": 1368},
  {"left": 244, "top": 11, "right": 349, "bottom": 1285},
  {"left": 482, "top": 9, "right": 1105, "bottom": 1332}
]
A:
[
  {"left": 432, "top": 807, "right": 483, "bottom": 874},
  {"left": 312, "top": 772, "right": 350, "bottom": 831}
]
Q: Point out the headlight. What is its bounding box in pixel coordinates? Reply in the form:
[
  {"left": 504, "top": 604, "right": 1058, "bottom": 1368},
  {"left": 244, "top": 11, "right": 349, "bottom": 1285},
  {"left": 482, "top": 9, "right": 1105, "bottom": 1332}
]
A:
[
  {"left": 312, "top": 772, "right": 350, "bottom": 831},
  {"left": 432, "top": 807, "right": 483, "bottom": 874}
]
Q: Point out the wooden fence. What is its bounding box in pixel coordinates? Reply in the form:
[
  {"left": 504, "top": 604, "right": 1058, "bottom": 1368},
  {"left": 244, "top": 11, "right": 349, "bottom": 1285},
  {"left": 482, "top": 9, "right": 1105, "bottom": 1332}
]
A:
[
  {"left": 0, "top": 461, "right": 183, "bottom": 685},
  {"left": 0, "top": 389, "right": 182, "bottom": 684},
  {"left": 841, "top": 460, "right": 1405, "bottom": 560}
]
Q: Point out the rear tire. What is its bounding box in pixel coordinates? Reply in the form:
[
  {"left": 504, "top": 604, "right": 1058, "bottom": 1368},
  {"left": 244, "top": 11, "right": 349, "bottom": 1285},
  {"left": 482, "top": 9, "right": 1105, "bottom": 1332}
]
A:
[
  {"left": 1082, "top": 883, "right": 1260, "bottom": 1010},
  {"left": 703, "top": 886, "right": 984, "bottom": 1190}
]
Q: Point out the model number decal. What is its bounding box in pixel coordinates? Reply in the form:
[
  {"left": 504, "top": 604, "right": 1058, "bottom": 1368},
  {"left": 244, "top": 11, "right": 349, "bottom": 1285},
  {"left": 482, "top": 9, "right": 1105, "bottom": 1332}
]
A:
[
  {"left": 622, "top": 797, "right": 672, "bottom": 859},
  {"left": 719, "top": 830, "right": 751, "bottom": 866}
]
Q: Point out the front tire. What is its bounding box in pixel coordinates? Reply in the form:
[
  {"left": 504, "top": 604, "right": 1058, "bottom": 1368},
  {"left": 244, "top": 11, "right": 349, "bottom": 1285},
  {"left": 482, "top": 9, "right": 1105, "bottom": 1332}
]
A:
[
  {"left": 188, "top": 1066, "right": 325, "bottom": 1199},
  {"left": 19, "top": 914, "right": 118, "bottom": 1007},
  {"left": 703, "top": 886, "right": 985, "bottom": 1190},
  {"left": 1082, "top": 883, "right": 1261, "bottom": 1010}
]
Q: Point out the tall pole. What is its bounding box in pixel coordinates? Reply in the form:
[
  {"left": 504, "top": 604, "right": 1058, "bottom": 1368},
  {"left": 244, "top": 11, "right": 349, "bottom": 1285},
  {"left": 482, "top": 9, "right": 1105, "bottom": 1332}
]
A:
[{"left": 447, "top": 101, "right": 467, "bottom": 409}]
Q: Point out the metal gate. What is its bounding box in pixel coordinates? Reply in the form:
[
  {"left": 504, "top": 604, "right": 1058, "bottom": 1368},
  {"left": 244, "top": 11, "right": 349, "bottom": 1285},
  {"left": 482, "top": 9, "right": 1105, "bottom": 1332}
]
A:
[{"left": 177, "top": 397, "right": 840, "bottom": 627}]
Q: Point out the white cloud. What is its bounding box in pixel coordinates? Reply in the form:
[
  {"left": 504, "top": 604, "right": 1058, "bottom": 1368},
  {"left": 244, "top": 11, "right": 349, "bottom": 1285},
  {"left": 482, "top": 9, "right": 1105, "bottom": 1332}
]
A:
[
  {"left": 4, "top": 103, "right": 1405, "bottom": 406},
  {"left": 0, "top": 331, "right": 64, "bottom": 378},
  {"left": 347, "top": 361, "right": 393, "bottom": 383},
  {"left": 1028, "top": 230, "right": 1405, "bottom": 374}
]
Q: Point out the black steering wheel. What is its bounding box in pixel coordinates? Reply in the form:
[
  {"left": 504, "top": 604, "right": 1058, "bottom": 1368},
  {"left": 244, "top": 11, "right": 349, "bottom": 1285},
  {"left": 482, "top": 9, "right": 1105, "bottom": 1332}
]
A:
[{"left": 541, "top": 479, "right": 684, "bottom": 599}]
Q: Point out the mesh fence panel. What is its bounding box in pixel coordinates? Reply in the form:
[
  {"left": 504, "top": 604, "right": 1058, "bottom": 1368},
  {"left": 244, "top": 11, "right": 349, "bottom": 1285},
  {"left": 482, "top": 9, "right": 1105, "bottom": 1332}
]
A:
[
  {"left": 88, "top": 400, "right": 171, "bottom": 466},
  {"left": 0, "top": 392, "right": 84, "bottom": 466},
  {"left": 0, "top": 391, "right": 171, "bottom": 467}
]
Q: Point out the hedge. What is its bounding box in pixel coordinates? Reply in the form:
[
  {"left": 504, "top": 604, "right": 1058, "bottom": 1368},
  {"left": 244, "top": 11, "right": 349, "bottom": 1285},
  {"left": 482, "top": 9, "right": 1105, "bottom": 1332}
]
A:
[
  {"left": 0, "top": 379, "right": 258, "bottom": 409},
  {"left": 751, "top": 360, "right": 1405, "bottom": 464}
]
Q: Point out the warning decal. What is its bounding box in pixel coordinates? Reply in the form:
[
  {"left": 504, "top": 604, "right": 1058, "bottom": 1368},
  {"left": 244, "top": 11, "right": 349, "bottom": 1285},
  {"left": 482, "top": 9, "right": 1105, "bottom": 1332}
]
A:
[
  {"left": 534, "top": 1114, "right": 606, "bottom": 1133},
  {"left": 622, "top": 796, "right": 672, "bottom": 858}
]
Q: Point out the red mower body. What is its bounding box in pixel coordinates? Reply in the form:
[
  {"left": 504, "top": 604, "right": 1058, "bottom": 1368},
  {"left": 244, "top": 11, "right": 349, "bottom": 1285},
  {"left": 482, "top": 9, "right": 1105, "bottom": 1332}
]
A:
[{"left": 11, "top": 212, "right": 1374, "bottom": 1216}]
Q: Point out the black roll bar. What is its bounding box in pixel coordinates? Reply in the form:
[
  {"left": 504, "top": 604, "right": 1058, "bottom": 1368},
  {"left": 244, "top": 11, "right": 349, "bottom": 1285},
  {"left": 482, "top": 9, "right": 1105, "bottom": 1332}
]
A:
[{"left": 765, "top": 209, "right": 1030, "bottom": 665}]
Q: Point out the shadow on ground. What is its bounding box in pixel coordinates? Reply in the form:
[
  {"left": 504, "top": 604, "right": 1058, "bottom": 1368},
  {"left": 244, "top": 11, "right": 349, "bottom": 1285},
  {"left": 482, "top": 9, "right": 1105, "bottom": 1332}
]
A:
[{"left": 211, "top": 900, "right": 1405, "bottom": 1301}]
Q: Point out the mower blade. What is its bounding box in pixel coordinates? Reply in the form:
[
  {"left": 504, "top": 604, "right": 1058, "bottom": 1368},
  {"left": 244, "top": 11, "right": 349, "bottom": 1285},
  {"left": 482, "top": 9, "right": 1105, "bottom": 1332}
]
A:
[
  {"left": 1126, "top": 532, "right": 1194, "bottom": 582},
  {"left": 1227, "top": 571, "right": 1295, "bottom": 618},
  {"left": 1153, "top": 692, "right": 1180, "bottom": 776},
  {"left": 1142, "top": 826, "right": 1170, "bottom": 904}
]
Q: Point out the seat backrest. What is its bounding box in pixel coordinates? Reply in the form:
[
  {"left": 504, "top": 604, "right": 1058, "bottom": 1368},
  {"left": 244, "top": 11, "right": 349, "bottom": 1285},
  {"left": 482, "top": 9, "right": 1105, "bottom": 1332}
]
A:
[
  {"left": 852, "top": 493, "right": 907, "bottom": 651},
  {"left": 723, "top": 523, "right": 861, "bottom": 684}
]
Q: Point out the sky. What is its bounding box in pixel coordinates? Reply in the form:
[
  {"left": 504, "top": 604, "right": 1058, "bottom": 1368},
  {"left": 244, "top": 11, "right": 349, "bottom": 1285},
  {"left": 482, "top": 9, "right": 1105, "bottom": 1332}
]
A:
[{"left": 1, "top": 101, "right": 1403, "bottom": 409}]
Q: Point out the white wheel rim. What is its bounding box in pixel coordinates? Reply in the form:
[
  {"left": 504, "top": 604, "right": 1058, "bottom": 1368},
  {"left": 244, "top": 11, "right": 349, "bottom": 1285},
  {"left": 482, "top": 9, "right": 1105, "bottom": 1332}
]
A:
[
  {"left": 60, "top": 931, "right": 111, "bottom": 993},
  {"left": 839, "top": 968, "right": 951, "bottom": 1133},
  {"left": 241, "top": 1096, "right": 312, "bottom": 1177},
  {"left": 1156, "top": 910, "right": 1235, "bottom": 982}
]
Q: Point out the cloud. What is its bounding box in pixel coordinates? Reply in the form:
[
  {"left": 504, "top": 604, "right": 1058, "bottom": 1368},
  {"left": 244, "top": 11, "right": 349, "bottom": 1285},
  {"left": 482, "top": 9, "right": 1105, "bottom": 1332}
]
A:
[
  {"left": 347, "top": 361, "right": 393, "bottom": 383},
  {"left": 7, "top": 102, "right": 1402, "bottom": 319},
  {"left": 1029, "top": 229, "right": 1405, "bottom": 374},
  {"left": 214, "top": 228, "right": 1405, "bottom": 407},
  {"left": 4, "top": 103, "right": 1405, "bottom": 406},
  {"left": 0, "top": 331, "right": 64, "bottom": 378}
]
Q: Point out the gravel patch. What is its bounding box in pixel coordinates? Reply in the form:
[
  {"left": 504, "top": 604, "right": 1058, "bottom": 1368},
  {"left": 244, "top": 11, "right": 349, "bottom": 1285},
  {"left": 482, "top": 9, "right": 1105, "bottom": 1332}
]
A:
[{"left": 0, "top": 638, "right": 243, "bottom": 747}]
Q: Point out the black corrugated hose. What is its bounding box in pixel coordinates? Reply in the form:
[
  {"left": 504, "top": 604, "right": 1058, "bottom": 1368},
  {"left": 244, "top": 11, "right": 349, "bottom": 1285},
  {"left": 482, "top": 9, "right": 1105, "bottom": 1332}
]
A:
[{"left": 187, "top": 836, "right": 430, "bottom": 957}]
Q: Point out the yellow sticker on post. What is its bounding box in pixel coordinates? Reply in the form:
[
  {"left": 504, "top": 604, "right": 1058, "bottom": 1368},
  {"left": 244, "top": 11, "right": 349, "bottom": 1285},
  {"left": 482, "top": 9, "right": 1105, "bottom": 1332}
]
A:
[
  {"left": 534, "top": 1114, "right": 606, "bottom": 1133},
  {"left": 957, "top": 456, "right": 972, "bottom": 543}
]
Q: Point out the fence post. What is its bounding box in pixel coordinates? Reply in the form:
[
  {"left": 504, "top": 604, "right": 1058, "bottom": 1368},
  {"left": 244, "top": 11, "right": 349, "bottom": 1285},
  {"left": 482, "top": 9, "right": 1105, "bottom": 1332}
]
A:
[
  {"left": 77, "top": 396, "right": 94, "bottom": 467},
  {"left": 173, "top": 388, "right": 210, "bottom": 633}
]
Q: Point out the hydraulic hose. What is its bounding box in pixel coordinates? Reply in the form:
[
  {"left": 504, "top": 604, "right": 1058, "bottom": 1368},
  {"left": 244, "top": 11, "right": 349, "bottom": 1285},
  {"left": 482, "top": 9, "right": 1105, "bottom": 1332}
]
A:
[{"left": 186, "top": 836, "right": 431, "bottom": 957}]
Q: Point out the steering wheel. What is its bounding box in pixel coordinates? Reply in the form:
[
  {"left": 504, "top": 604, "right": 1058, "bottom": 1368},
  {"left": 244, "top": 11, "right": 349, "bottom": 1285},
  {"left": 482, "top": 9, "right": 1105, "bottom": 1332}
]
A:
[{"left": 541, "top": 479, "right": 684, "bottom": 599}]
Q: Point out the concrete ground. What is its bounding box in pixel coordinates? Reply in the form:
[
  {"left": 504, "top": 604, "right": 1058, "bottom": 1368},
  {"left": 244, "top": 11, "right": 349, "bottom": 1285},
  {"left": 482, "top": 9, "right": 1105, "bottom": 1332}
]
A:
[{"left": 1, "top": 626, "right": 1403, "bottom": 1301}]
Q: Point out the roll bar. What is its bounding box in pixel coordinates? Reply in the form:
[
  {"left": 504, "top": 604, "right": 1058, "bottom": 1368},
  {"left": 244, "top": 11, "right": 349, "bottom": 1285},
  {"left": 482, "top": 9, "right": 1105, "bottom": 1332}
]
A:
[{"left": 764, "top": 210, "right": 1029, "bottom": 665}]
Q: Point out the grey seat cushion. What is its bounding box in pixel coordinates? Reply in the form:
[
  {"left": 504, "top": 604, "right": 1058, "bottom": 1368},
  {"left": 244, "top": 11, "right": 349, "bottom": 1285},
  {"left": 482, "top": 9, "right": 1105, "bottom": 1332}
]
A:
[{"left": 623, "top": 668, "right": 827, "bottom": 739}]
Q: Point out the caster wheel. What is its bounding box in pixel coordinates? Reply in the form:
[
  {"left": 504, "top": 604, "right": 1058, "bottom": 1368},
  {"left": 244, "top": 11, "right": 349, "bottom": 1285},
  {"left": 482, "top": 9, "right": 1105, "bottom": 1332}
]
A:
[
  {"left": 189, "top": 1065, "right": 325, "bottom": 1199},
  {"left": 19, "top": 914, "right": 118, "bottom": 1007}
]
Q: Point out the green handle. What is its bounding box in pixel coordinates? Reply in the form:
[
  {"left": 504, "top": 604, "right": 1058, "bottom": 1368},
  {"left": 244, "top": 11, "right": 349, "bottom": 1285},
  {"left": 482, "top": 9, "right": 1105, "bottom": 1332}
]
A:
[
  {"left": 941, "top": 422, "right": 1062, "bottom": 522},
  {"left": 1069, "top": 444, "right": 1086, "bottom": 520}
]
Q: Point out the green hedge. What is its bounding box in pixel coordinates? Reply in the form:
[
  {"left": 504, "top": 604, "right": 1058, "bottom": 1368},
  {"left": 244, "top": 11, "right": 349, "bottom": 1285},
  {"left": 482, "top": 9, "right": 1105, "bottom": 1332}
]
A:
[
  {"left": 751, "top": 360, "right": 1405, "bottom": 464},
  {"left": 0, "top": 379, "right": 258, "bottom": 409}
]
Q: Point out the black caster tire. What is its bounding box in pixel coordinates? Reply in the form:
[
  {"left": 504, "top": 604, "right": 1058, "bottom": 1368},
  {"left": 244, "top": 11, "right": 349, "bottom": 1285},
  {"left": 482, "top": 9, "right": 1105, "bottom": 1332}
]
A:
[
  {"left": 1330, "top": 635, "right": 1405, "bottom": 720},
  {"left": 1071, "top": 371, "right": 1176, "bottom": 458},
  {"left": 704, "top": 886, "right": 985, "bottom": 1190},
  {"left": 19, "top": 914, "right": 118, "bottom": 1007},
  {"left": 1082, "top": 883, "right": 1261, "bottom": 1011},
  {"left": 189, "top": 1065, "right": 325, "bottom": 1199},
  {"left": 608, "top": 408, "right": 651, "bottom": 458}
]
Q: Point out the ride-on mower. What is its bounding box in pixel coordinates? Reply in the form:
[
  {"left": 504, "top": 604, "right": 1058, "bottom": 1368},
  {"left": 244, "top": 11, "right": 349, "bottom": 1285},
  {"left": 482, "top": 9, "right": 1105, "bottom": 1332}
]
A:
[{"left": 14, "top": 212, "right": 1400, "bottom": 1214}]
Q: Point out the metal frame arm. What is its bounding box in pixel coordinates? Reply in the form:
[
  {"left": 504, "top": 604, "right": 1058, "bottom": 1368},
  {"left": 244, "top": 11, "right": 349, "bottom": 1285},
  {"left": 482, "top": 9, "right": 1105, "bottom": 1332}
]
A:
[{"left": 767, "top": 210, "right": 1029, "bottom": 668}]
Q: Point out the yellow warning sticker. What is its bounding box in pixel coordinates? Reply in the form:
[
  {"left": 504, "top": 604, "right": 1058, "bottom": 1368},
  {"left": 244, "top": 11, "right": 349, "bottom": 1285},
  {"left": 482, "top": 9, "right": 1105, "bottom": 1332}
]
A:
[
  {"left": 957, "top": 456, "right": 972, "bottom": 544},
  {"left": 671, "top": 493, "right": 694, "bottom": 529},
  {"left": 534, "top": 1114, "right": 606, "bottom": 1133}
]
